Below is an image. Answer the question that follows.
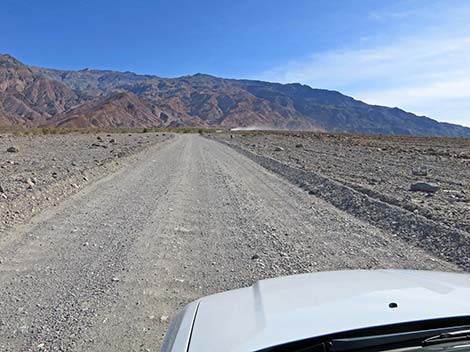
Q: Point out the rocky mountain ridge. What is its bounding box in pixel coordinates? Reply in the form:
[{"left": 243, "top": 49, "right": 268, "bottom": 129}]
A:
[{"left": 1, "top": 53, "right": 469, "bottom": 136}]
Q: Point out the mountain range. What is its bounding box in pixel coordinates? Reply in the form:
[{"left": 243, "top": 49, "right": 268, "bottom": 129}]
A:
[{"left": 1, "top": 53, "right": 469, "bottom": 136}]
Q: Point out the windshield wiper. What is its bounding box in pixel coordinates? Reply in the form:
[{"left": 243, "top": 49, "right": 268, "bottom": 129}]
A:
[
  {"left": 328, "top": 326, "right": 470, "bottom": 352},
  {"left": 423, "top": 329, "right": 470, "bottom": 346}
]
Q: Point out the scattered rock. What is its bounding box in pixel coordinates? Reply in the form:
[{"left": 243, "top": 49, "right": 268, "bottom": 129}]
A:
[
  {"left": 26, "top": 178, "right": 35, "bottom": 188},
  {"left": 160, "top": 315, "right": 169, "bottom": 323},
  {"left": 410, "top": 182, "right": 439, "bottom": 193},
  {"left": 251, "top": 254, "right": 260, "bottom": 260},
  {"left": 295, "top": 144, "right": 303, "bottom": 148},
  {"left": 458, "top": 153, "right": 470, "bottom": 160},
  {"left": 109, "top": 139, "right": 116, "bottom": 144},
  {"left": 0, "top": 133, "right": 168, "bottom": 234},
  {"left": 274, "top": 146, "right": 284, "bottom": 152},
  {"left": 367, "top": 177, "right": 381, "bottom": 185},
  {"left": 412, "top": 168, "right": 428, "bottom": 177},
  {"left": 111, "top": 276, "right": 120, "bottom": 282}
]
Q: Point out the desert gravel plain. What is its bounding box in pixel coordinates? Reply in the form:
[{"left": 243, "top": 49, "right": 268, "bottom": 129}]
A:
[
  {"left": 0, "top": 132, "right": 468, "bottom": 351},
  {"left": 214, "top": 131, "right": 470, "bottom": 233},
  {"left": 0, "top": 132, "right": 172, "bottom": 233}
]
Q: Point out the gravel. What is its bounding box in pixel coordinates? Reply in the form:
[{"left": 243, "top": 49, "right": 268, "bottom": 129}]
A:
[
  {"left": 210, "top": 131, "right": 470, "bottom": 270},
  {"left": 0, "top": 135, "right": 459, "bottom": 351},
  {"left": 0, "top": 132, "right": 172, "bottom": 232},
  {"left": 212, "top": 131, "right": 470, "bottom": 233}
]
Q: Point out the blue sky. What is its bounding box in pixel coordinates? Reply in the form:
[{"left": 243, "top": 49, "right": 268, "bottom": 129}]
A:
[{"left": 2, "top": 0, "right": 469, "bottom": 126}]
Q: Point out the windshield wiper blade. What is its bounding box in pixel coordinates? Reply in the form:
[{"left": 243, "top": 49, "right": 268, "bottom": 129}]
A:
[
  {"left": 329, "top": 326, "right": 470, "bottom": 352},
  {"left": 423, "top": 329, "right": 470, "bottom": 346}
]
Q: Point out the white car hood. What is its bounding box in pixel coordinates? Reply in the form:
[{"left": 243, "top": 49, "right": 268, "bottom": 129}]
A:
[{"left": 188, "top": 270, "right": 470, "bottom": 352}]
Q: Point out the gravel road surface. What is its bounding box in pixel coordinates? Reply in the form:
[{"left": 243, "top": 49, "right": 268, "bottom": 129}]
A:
[{"left": 0, "top": 134, "right": 459, "bottom": 352}]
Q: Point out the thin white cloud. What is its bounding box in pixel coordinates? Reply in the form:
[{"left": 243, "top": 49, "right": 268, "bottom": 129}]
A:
[
  {"left": 258, "top": 6, "right": 470, "bottom": 127},
  {"left": 368, "top": 9, "right": 417, "bottom": 21},
  {"left": 261, "top": 36, "right": 470, "bottom": 86},
  {"left": 359, "top": 79, "right": 470, "bottom": 127},
  {"left": 360, "top": 78, "right": 470, "bottom": 104}
]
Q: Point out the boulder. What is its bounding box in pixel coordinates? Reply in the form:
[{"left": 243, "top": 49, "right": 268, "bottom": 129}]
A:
[{"left": 410, "top": 182, "right": 439, "bottom": 193}]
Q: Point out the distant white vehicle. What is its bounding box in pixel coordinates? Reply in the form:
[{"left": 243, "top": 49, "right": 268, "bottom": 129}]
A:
[{"left": 161, "top": 270, "right": 470, "bottom": 352}]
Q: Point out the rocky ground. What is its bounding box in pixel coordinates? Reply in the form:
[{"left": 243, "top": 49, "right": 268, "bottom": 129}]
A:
[
  {"left": 0, "top": 135, "right": 461, "bottom": 352},
  {"left": 0, "top": 132, "right": 172, "bottom": 232},
  {"left": 212, "top": 131, "right": 470, "bottom": 234}
]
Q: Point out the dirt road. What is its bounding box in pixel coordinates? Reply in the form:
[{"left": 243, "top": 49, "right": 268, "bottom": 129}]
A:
[{"left": 0, "top": 135, "right": 459, "bottom": 351}]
